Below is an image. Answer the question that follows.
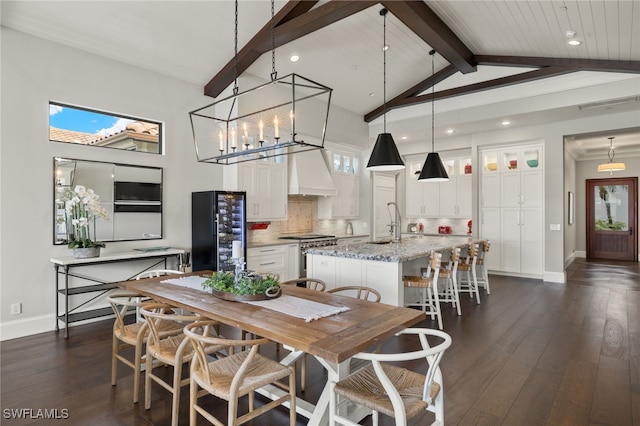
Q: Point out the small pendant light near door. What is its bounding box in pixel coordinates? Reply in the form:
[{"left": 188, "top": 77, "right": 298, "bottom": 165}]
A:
[
  {"left": 418, "top": 50, "right": 449, "bottom": 182},
  {"left": 366, "top": 8, "right": 405, "bottom": 172},
  {"left": 597, "top": 137, "right": 626, "bottom": 174}
]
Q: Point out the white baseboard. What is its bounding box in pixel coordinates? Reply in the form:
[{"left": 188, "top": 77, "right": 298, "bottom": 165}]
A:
[
  {"left": 0, "top": 314, "right": 53, "bottom": 341},
  {"left": 575, "top": 251, "right": 586, "bottom": 258},
  {"left": 565, "top": 252, "right": 576, "bottom": 269},
  {"left": 0, "top": 314, "right": 113, "bottom": 341},
  {"left": 544, "top": 271, "right": 566, "bottom": 283}
]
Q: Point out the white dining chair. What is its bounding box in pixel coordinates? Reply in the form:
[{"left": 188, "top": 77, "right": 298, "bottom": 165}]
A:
[{"left": 330, "top": 328, "right": 452, "bottom": 426}]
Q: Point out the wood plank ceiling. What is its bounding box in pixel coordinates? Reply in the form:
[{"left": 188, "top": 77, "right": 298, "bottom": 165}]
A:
[{"left": 205, "top": 0, "right": 640, "bottom": 123}]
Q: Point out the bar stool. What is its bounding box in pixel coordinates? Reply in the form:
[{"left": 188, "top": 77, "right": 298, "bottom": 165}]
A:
[
  {"left": 476, "top": 240, "right": 491, "bottom": 294},
  {"left": 457, "top": 243, "right": 481, "bottom": 304},
  {"left": 438, "top": 247, "right": 462, "bottom": 316},
  {"left": 403, "top": 251, "right": 443, "bottom": 330}
]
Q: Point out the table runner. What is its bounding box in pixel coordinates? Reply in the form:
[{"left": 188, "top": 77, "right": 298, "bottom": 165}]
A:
[
  {"left": 162, "top": 277, "right": 350, "bottom": 322},
  {"left": 161, "top": 275, "right": 208, "bottom": 291},
  {"left": 246, "top": 294, "right": 349, "bottom": 322}
]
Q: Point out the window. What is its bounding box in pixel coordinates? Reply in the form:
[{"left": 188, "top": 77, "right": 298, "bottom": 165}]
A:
[{"left": 49, "top": 102, "right": 163, "bottom": 154}]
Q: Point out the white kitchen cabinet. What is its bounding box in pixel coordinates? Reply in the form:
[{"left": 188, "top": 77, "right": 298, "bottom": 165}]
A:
[
  {"left": 286, "top": 243, "right": 300, "bottom": 281},
  {"left": 247, "top": 245, "right": 287, "bottom": 280},
  {"left": 479, "top": 143, "right": 544, "bottom": 277},
  {"left": 247, "top": 243, "right": 299, "bottom": 281},
  {"left": 224, "top": 161, "right": 287, "bottom": 222},
  {"left": 405, "top": 154, "right": 471, "bottom": 218},
  {"left": 318, "top": 150, "right": 360, "bottom": 219},
  {"left": 439, "top": 175, "right": 472, "bottom": 217}
]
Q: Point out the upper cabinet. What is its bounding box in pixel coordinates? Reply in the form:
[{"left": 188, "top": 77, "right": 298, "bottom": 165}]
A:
[
  {"left": 405, "top": 153, "right": 472, "bottom": 219},
  {"left": 481, "top": 145, "right": 542, "bottom": 174},
  {"left": 318, "top": 149, "right": 360, "bottom": 219},
  {"left": 223, "top": 159, "right": 287, "bottom": 222}
]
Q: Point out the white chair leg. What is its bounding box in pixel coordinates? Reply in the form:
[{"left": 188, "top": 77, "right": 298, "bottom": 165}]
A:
[
  {"left": 472, "top": 266, "right": 480, "bottom": 304},
  {"left": 452, "top": 274, "right": 461, "bottom": 316}
]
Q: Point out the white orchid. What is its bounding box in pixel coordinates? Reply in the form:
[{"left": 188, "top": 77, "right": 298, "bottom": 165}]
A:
[{"left": 57, "top": 185, "right": 109, "bottom": 248}]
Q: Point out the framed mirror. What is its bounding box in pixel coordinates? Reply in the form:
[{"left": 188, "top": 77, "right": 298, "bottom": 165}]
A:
[
  {"left": 49, "top": 101, "right": 163, "bottom": 154},
  {"left": 54, "top": 158, "right": 163, "bottom": 244}
]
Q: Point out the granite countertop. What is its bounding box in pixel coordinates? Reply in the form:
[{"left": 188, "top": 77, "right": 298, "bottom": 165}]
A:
[
  {"left": 248, "top": 234, "right": 369, "bottom": 248},
  {"left": 306, "top": 235, "right": 481, "bottom": 263}
]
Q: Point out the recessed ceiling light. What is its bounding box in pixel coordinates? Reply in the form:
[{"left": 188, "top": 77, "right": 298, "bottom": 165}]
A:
[
  {"left": 501, "top": 120, "right": 511, "bottom": 126},
  {"left": 401, "top": 136, "right": 408, "bottom": 140},
  {"left": 382, "top": 44, "right": 390, "bottom": 51},
  {"left": 568, "top": 40, "right": 582, "bottom": 46},
  {"left": 290, "top": 54, "right": 300, "bottom": 62},
  {"left": 446, "top": 129, "right": 455, "bottom": 134},
  {"left": 564, "top": 30, "right": 576, "bottom": 38},
  {"left": 368, "top": 92, "right": 376, "bottom": 97}
]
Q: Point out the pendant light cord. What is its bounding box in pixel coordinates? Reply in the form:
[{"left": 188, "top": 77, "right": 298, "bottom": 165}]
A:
[
  {"left": 271, "top": 0, "right": 277, "bottom": 81},
  {"left": 233, "top": 0, "right": 238, "bottom": 95},
  {"left": 430, "top": 49, "right": 436, "bottom": 153},
  {"left": 381, "top": 8, "right": 388, "bottom": 133},
  {"left": 607, "top": 137, "right": 615, "bottom": 162}
]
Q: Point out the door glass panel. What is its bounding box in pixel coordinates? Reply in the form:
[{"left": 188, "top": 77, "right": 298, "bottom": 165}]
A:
[
  {"left": 352, "top": 157, "right": 359, "bottom": 175},
  {"left": 594, "top": 185, "right": 629, "bottom": 231}
]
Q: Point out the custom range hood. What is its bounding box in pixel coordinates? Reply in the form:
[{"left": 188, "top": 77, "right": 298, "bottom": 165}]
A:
[{"left": 288, "top": 150, "right": 337, "bottom": 196}]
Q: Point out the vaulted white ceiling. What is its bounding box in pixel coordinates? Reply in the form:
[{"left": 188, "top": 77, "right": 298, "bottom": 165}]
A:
[{"left": 2, "top": 0, "right": 639, "bottom": 158}]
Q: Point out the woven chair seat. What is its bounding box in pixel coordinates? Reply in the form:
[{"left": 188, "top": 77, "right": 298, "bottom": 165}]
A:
[
  {"left": 193, "top": 350, "right": 292, "bottom": 400},
  {"left": 334, "top": 363, "right": 440, "bottom": 419},
  {"left": 457, "top": 262, "right": 473, "bottom": 271},
  {"left": 114, "top": 321, "right": 147, "bottom": 345},
  {"left": 403, "top": 275, "right": 433, "bottom": 288}
]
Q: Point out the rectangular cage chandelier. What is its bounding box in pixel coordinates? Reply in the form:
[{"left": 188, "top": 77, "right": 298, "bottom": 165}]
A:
[{"left": 189, "top": 73, "right": 332, "bottom": 165}]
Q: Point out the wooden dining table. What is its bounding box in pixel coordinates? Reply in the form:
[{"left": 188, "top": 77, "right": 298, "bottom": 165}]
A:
[{"left": 119, "top": 270, "right": 424, "bottom": 425}]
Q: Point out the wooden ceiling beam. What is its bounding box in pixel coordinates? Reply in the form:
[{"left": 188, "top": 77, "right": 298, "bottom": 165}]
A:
[
  {"left": 476, "top": 55, "right": 640, "bottom": 74},
  {"left": 203, "top": 0, "right": 378, "bottom": 98},
  {"left": 365, "top": 66, "right": 577, "bottom": 121},
  {"left": 365, "top": 64, "right": 458, "bottom": 122},
  {"left": 204, "top": 1, "right": 317, "bottom": 98},
  {"left": 382, "top": 0, "right": 476, "bottom": 74}
]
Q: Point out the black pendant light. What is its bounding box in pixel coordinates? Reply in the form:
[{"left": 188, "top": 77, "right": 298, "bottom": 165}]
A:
[
  {"left": 418, "top": 50, "right": 449, "bottom": 182},
  {"left": 366, "top": 8, "right": 405, "bottom": 172}
]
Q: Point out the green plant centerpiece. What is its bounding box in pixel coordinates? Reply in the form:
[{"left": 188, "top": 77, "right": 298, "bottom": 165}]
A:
[{"left": 202, "top": 271, "right": 281, "bottom": 301}]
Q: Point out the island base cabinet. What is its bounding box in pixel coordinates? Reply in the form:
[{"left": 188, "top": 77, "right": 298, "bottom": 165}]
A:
[{"left": 308, "top": 254, "right": 403, "bottom": 306}]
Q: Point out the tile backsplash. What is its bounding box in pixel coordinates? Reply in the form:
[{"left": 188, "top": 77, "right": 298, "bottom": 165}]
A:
[{"left": 247, "top": 196, "right": 353, "bottom": 244}]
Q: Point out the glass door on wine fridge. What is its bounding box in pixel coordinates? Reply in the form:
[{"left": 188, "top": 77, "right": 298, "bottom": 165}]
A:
[{"left": 191, "top": 191, "right": 247, "bottom": 272}]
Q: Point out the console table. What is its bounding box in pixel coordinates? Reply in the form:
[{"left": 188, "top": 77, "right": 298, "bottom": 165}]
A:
[{"left": 51, "top": 248, "right": 186, "bottom": 337}]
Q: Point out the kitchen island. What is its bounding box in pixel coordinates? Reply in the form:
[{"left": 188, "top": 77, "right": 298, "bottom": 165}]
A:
[{"left": 306, "top": 235, "right": 482, "bottom": 306}]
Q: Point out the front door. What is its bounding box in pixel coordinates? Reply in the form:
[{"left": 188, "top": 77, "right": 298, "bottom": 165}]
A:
[{"left": 586, "top": 177, "right": 638, "bottom": 261}]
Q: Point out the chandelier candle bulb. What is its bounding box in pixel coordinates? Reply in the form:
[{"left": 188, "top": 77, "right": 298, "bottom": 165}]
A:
[
  {"left": 259, "top": 120, "right": 264, "bottom": 142},
  {"left": 231, "top": 128, "right": 236, "bottom": 149},
  {"left": 219, "top": 131, "right": 224, "bottom": 151},
  {"left": 274, "top": 116, "right": 279, "bottom": 139}
]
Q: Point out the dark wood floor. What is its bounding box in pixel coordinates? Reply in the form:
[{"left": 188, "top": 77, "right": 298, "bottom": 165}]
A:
[{"left": 2, "top": 258, "right": 640, "bottom": 425}]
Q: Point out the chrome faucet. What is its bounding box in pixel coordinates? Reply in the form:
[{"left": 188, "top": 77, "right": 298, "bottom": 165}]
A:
[{"left": 387, "top": 202, "right": 402, "bottom": 242}]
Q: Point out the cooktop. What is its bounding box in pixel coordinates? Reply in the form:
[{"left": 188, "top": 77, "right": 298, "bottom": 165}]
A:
[{"left": 278, "top": 234, "right": 336, "bottom": 240}]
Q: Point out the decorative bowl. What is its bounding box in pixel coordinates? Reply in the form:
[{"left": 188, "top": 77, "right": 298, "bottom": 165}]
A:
[
  {"left": 210, "top": 287, "right": 281, "bottom": 302},
  {"left": 527, "top": 159, "right": 539, "bottom": 168},
  {"left": 486, "top": 162, "right": 497, "bottom": 171},
  {"left": 509, "top": 160, "right": 518, "bottom": 168}
]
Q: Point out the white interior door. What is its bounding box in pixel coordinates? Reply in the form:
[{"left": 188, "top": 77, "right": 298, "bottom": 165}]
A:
[{"left": 373, "top": 174, "right": 397, "bottom": 240}]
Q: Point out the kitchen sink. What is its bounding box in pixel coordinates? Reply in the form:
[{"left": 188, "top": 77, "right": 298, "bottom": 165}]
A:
[{"left": 371, "top": 239, "right": 398, "bottom": 245}]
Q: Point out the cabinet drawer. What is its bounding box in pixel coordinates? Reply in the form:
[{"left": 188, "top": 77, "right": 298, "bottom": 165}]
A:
[
  {"left": 247, "top": 245, "right": 287, "bottom": 274},
  {"left": 247, "top": 245, "right": 286, "bottom": 257}
]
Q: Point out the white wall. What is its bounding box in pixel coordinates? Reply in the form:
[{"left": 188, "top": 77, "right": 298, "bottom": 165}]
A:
[
  {"left": 564, "top": 146, "right": 577, "bottom": 266},
  {"left": 0, "top": 28, "right": 370, "bottom": 339}
]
